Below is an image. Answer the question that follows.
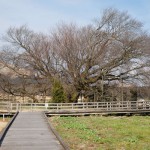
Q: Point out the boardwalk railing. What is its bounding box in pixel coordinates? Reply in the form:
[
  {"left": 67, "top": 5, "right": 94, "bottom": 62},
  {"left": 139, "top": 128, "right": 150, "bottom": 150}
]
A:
[{"left": 0, "top": 101, "right": 150, "bottom": 112}]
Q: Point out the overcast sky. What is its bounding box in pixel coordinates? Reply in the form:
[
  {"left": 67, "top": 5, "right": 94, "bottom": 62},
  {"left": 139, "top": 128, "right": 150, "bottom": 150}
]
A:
[{"left": 0, "top": 0, "right": 150, "bottom": 36}]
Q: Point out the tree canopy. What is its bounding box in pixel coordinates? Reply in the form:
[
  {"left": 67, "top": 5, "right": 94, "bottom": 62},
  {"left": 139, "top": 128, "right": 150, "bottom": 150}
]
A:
[{"left": 0, "top": 8, "right": 150, "bottom": 102}]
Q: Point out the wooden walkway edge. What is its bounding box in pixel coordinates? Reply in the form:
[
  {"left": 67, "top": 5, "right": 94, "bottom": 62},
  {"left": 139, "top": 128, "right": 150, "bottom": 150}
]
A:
[
  {"left": 0, "top": 112, "right": 19, "bottom": 146},
  {"left": 46, "top": 109, "right": 150, "bottom": 116},
  {"left": 0, "top": 112, "right": 65, "bottom": 150}
]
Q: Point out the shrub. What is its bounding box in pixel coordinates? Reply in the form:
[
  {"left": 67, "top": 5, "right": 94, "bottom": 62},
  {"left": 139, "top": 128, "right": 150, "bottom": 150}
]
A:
[{"left": 51, "top": 79, "right": 66, "bottom": 103}]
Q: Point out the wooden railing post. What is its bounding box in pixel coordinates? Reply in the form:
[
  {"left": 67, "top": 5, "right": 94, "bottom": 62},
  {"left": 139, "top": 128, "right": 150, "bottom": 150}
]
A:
[
  {"left": 136, "top": 101, "right": 138, "bottom": 110},
  {"left": 57, "top": 104, "right": 58, "bottom": 110},
  {"left": 110, "top": 102, "right": 112, "bottom": 110},
  {"left": 97, "top": 102, "right": 98, "bottom": 109},
  {"left": 127, "top": 101, "right": 129, "bottom": 110},
  {"left": 3, "top": 114, "right": 5, "bottom": 121},
  {"left": 107, "top": 102, "right": 108, "bottom": 111}
]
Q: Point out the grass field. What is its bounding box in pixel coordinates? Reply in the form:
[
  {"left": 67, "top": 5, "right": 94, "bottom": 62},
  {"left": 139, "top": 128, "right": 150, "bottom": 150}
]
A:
[{"left": 50, "top": 116, "right": 150, "bottom": 150}]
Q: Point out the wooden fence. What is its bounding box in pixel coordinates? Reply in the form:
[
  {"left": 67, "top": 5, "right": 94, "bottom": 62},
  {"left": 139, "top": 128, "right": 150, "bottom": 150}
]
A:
[{"left": 0, "top": 101, "right": 150, "bottom": 112}]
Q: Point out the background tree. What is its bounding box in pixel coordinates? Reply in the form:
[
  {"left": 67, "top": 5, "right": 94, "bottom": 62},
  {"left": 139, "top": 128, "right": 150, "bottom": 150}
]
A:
[
  {"left": 52, "top": 8, "right": 150, "bottom": 100},
  {"left": 130, "top": 88, "right": 138, "bottom": 101},
  {"left": 0, "top": 8, "right": 149, "bottom": 102}
]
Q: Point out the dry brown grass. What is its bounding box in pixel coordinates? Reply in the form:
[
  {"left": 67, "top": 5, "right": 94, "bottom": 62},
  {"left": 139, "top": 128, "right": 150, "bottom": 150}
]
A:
[
  {"left": 0, "top": 122, "right": 7, "bottom": 132},
  {"left": 0, "top": 118, "right": 9, "bottom": 132}
]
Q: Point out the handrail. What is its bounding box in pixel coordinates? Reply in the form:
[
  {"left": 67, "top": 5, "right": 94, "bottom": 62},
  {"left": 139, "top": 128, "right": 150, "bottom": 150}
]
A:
[
  {"left": 0, "top": 100, "right": 149, "bottom": 104},
  {"left": 0, "top": 101, "right": 150, "bottom": 112}
]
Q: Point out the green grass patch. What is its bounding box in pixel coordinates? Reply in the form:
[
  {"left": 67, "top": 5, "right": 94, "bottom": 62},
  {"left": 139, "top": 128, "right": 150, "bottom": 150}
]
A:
[{"left": 50, "top": 116, "right": 150, "bottom": 150}]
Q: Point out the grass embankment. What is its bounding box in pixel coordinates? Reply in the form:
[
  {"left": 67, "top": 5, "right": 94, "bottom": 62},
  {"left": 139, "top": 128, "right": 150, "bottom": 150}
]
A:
[{"left": 50, "top": 116, "right": 150, "bottom": 150}]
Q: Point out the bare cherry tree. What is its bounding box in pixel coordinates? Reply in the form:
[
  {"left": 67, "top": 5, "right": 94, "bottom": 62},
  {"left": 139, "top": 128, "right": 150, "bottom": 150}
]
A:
[
  {"left": 52, "top": 9, "right": 150, "bottom": 100},
  {"left": 0, "top": 34, "right": 53, "bottom": 102},
  {"left": 0, "top": 8, "right": 149, "bottom": 102}
]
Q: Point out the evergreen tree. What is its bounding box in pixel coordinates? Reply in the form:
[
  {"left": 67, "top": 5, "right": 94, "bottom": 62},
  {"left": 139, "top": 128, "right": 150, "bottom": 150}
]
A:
[{"left": 51, "top": 79, "right": 66, "bottom": 103}]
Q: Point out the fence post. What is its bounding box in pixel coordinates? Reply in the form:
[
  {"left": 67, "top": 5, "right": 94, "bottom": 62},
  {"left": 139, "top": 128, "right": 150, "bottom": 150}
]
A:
[
  {"left": 129, "top": 101, "right": 131, "bottom": 110},
  {"left": 97, "top": 103, "right": 98, "bottom": 109},
  {"left": 3, "top": 114, "right": 5, "bottom": 121},
  {"left": 136, "top": 101, "right": 138, "bottom": 110},
  {"left": 109, "top": 102, "right": 110, "bottom": 110},
  {"left": 107, "top": 102, "right": 108, "bottom": 111},
  {"left": 83, "top": 103, "right": 85, "bottom": 109},
  {"left": 57, "top": 104, "right": 58, "bottom": 110},
  {"left": 45, "top": 103, "right": 48, "bottom": 111},
  {"left": 126, "top": 101, "right": 128, "bottom": 110}
]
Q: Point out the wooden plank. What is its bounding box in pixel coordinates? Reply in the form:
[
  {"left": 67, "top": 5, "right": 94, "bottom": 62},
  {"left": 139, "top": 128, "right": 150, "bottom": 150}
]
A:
[
  {"left": 46, "top": 109, "right": 150, "bottom": 117},
  {"left": 0, "top": 112, "right": 64, "bottom": 150}
]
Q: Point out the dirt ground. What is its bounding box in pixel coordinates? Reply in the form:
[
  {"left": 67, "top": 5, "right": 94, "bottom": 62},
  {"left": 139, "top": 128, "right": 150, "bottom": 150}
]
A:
[{"left": 0, "top": 121, "right": 7, "bottom": 132}]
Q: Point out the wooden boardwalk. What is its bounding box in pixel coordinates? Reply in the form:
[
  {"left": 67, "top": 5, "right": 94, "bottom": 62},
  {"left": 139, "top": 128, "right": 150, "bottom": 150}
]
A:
[{"left": 0, "top": 112, "right": 64, "bottom": 150}]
